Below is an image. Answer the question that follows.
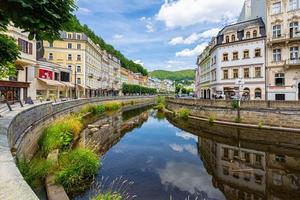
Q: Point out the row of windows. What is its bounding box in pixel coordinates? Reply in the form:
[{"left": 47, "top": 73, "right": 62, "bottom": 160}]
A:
[
  {"left": 48, "top": 53, "right": 82, "bottom": 61},
  {"left": 222, "top": 166, "right": 264, "bottom": 185},
  {"left": 223, "top": 148, "right": 264, "bottom": 167},
  {"left": 18, "top": 38, "right": 33, "bottom": 55},
  {"left": 272, "top": 0, "right": 299, "bottom": 15},
  {"left": 224, "top": 30, "right": 258, "bottom": 43},
  {"left": 272, "top": 21, "right": 299, "bottom": 38},
  {"left": 272, "top": 47, "right": 299, "bottom": 61},
  {"left": 223, "top": 49, "right": 261, "bottom": 61},
  {"left": 223, "top": 67, "right": 262, "bottom": 79}
]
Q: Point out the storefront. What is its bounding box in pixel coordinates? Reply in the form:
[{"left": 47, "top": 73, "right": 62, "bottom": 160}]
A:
[{"left": 0, "top": 80, "right": 30, "bottom": 103}]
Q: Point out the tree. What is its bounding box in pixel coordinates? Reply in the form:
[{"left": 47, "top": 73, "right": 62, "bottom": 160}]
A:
[{"left": 0, "top": 0, "right": 77, "bottom": 78}]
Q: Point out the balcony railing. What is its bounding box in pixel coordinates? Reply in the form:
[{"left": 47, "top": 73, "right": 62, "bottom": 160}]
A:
[
  {"left": 268, "top": 34, "right": 287, "bottom": 43},
  {"left": 286, "top": 58, "right": 300, "bottom": 66}
]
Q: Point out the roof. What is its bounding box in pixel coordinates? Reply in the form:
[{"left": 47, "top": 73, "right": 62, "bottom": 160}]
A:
[{"left": 218, "top": 17, "right": 265, "bottom": 36}]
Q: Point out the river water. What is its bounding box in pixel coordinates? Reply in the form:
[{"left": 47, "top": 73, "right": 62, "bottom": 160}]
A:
[{"left": 74, "top": 108, "right": 300, "bottom": 200}]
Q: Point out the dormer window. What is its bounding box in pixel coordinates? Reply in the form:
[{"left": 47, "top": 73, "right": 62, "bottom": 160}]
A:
[
  {"left": 225, "top": 36, "right": 230, "bottom": 43},
  {"left": 246, "top": 31, "right": 251, "bottom": 39},
  {"left": 253, "top": 30, "right": 258, "bottom": 38},
  {"left": 231, "top": 35, "right": 235, "bottom": 42}
]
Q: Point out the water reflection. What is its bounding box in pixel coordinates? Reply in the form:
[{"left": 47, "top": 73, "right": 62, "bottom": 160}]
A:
[{"left": 75, "top": 108, "right": 300, "bottom": 200}]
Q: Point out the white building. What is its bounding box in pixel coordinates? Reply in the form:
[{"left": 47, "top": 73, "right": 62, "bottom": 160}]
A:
[{"left": 210, "top": 18, "right": 266, "bottom": 100}]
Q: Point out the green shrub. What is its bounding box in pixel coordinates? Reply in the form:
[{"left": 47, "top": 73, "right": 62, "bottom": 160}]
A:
[
  {"left": 95, "top": 104, "right": 105, "bottom": 114},
  {"left": 208, "top": 115, "right": 215, "bottom": 124},
  {"left": 156, "top": 96, "right": 165, "bottom": 105},
  {"left": 17, "top": 158, "right": 53, "bottom": 188},
  {"left": 154, "top": 103, "right": 164, "bottom": 111},
  {"left": 177, "top": 108, "right": 190, "bottom": 119},
  {"left": 39, "top": 116, "right": 82, "bottom": 155},
  {"left": 235, "top": 117, "right": 241, "bottom": 123},
  {"left": 55, "top": 149, "right": 100, "bottom": 192},
  {"left": 91, "top": 192, "right": 122, "bottom": 200},
  {"left": 258, "top": 122, "right": 263, "bottom": 129},
  {"left": 130, "top": 100, "right": 134, "bottom": 105},
  {"left": 80, "top": 104, "right": 96, "bottom": 115},
  {"left": 231, "top": 100, "right": 239, "bottom": 110},
  {"left": 104, "top": 102, "right": 121, "bottom": 111}
]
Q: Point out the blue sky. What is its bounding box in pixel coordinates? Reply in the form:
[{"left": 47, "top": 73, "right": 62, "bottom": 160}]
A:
[{"left": 75, "top": 0, "right": 245, "bottom": 72}]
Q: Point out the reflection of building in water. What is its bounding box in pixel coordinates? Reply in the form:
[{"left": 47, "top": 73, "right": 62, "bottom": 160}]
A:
[
  {"left": 198, "top": 136, "right": 300, "bottom": 200},
  {"left": 266, "top": 153, "right": 300, "bottom": 200},
  {"left": 78, "top": 110, "right": 149, "bottom": 155},
  {"left": 198, "top": 137, "right": 265, "bottom": 200}
]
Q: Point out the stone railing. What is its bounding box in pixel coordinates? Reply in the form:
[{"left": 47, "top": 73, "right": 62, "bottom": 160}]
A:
[
  {"left": 166, "top": 97, "right": 300, "bottom": 129},
  {"left": 0, "top": 96, "right": 155, "bottom": 200}
]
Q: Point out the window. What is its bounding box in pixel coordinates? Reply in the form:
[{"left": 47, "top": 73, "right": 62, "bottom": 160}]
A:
[
  {"left": 67, "top": 43, "right": 72, "bottom": 49},
  {"left": 275, "top": 73, "right": 285, "bottom": 86},
  {"left": 76, "top": 65, "right": 81, "bottom": 73},
  {"left": 290, "top": 46, "right": 299, "bottom": 60},
  {"left": 233, "top": 69, "right": 239, "bottom": 78},
  {"left": 273, "top": 25, "right": 282, "bottom": 38},
  {"left": 255, "top": 67, "right": 261, "bottom": 78},
  {"left": 290, "top": 22, "right": 299, "bottom": 38},
  {"left": 49, "top": 42, "right": 53, "bottom": 47},
  {"left": 255, "top": 88, "right": 262, "bottom": 99},
  {"left": 60, "top": 71, "right": 70, "bottom": 82},
  {"left": 225, "top": 36, "right": 230, "bottom": 43},
  {"left": 273, "top": 49, "right": 282, "bottom": 61},
  {"left": 275, "top": 94, "right": 285, "bottom": 100},
  {"left": 253, "top": 30, "right": 258, "bottom": 37},
  {"left": 223, "top": 148, "right": 229, "bottom": 159},
  {"left": 255, "top": 154, "right": 263, "bottom": 166},
  {"left": 244, "top": 68, "right": 249, "bottom": 78},
  {"left": 68, "top": 54, "right": 72, "bottom": 61},
  {"left": 233, "top": 52, "right": 239, "bottom": 60},
  {"left": 67, "top": 33, "right": 72, "bottom": 39},
  {"left": 18, "top": 38, "right": 33, "bottom": 54},
  {"left": 77, "top": 34, "right": 81, "bottom": 40},
  {"left": 68, "top": 65, "right": 72, "bottom": 71},
  {"left": 255, "top": 174, "right": 263, "bottom": 185},
  {"left": 77, "top": 54, "right": 81, "bottom": 61},
  {"left": 289, "top": 0, "right": 298, "bottom": 11},
  {"left": 275, "top": 155, "right": 286, "bottom": 162},
  {"left": 223, "top": 167, "right": 229, "bottom": 176},
  {"left": 48, "top": 53, "right": 53, "bottom": 60},
  {"left": 255, "top": 48, "right": 261, "bottom": 57},
  {"left": 54, "top": 72, "right": 59, "bottom": 81},
  {"left": 272, "top": 2, "right": 281, "bottom": 14},
  {"left": 231, "top": 34, "right": 235, "bottom": 42},
  {"left": 223, "top": 69, "right": 229, "bottom": 79},
  {"left": 77, "top": 44, "right": 81, "bottom": 49},
  {"left": 223, "top": 53, "right": 228, "bottom": 61},
  {"left": 243, "top": 50, "right": 249, "bottom": 58},
  {"left": 246, "top": 31, "right": 251, "bottom": 39},
  {"left": 77, "top": 78, "right": 81, "bottom": 84}
]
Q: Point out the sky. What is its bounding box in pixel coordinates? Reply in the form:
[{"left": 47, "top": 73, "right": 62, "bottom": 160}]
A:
[{"left": 75, "top": 0, "right": 245, "bottom": 72}]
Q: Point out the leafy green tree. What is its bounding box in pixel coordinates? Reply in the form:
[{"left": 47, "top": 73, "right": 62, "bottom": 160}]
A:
[{"left": 0, "top": 0, "right": 77, "bottom": 78}]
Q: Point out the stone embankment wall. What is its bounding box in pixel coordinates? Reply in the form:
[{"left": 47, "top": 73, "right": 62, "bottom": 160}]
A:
[
  {"left": 166, "top": 97, "right": 300, "bottom": 129},
  {"left": 0, "top": 96, "right": 155, "bottom": 200}
]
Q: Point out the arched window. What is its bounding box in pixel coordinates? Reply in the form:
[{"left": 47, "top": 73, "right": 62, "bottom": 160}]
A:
[
  {"left": 231, "top": 34, "right": 235, "bottom": 42},
  {"left": 243, "top": 88, "right": 250, "bottom": 100},
  {"left": 255, "top": 88, "right": 262, "bottom": 99},
  {"left": 246, "top": 31, "right": 251, "bottom": 39},
  {"left": 253, "top": 30, "right": 258, "bottom": 38},
  {"left": 225, "top": 36, "right": 230, "bottom": 43}
]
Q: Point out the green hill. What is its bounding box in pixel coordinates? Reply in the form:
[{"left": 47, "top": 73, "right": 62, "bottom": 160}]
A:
[{"left": 150, "top": 69, "right": 195, "bottom": 82}]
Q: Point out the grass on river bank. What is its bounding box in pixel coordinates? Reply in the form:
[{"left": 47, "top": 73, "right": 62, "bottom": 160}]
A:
[{"left": 17, "top": 101, "right": 124, "bottom": 195}]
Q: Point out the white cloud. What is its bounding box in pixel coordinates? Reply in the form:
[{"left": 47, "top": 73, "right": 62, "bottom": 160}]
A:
[
  {"left": 169, "top": 144, "right": 197, "bottom": 155},
  {"left": 176, "top": 42, "right": 207, "bottom": 57},
  {"left": 140, "top": 17, "right": 155, "bottom": 33},
  {"left": 157, "top": 161, "right": 224, "bottom": 198},
  {"left": 156, "top": 0, "right": 244, "bottom": 28},
  {"left": 133, "top": 60, "right": 144, "bottom": 66},
  {"left": 78, "top": 7, "right": 92, "bottom": 14},
  {"left": 169, "top": 28, "right": 220, "bottom": 45},
  {"left": 175, "top": 131, "right": 198, "bottom": 142},
  {"left": 146, "top": 24, "right": 154, "bottom": 33},
  {"left": 113, "top": 34, "right": 124, "bottom": 40}
]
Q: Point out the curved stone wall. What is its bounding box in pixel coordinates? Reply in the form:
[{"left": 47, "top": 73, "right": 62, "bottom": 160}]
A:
[{"left": 0, "top": 96, "right": 155, "bottom": 200}]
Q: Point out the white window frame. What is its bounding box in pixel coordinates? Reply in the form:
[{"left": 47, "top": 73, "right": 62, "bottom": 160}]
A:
[
  {"left": 289, "top": 0, "right": 298, "bottom": 11},
  {"left": 272, "top": 2, "right": 281, "bottom": 14}
]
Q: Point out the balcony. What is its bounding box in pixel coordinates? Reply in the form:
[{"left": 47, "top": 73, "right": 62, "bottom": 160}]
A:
[
  {"left": 267, "top": 34, "right": 287, "bottom": 46},
  {"left": 288, "top": 31, "right": 300, "bottom": 42},
  {"left": 286, "top": 58, "right": 300, "bottom": 68}
]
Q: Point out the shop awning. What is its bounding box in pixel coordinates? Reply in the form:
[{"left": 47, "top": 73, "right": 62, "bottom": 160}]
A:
[
  {"left": 61, "top": 82, "right": 75, "bottom": 88},
  {"left": 0, "top": 80, "right": 30, "bottom": 88},
  {"left": 38, "top": 78, "right": 64, "bottom": 87}
]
